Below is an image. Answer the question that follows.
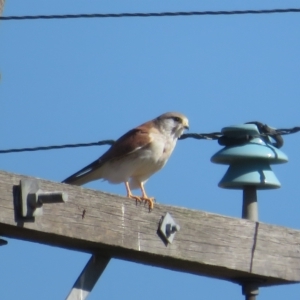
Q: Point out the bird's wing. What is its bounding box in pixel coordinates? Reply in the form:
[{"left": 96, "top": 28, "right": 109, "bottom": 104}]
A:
[{"left": 62, "top": 125, "right": 154, "bottom": 185}]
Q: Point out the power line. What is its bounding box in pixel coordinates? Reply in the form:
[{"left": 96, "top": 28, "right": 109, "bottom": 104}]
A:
[
  {"left": 0, "top": 140, "right": 115, "bottom": 154},
  {"left": 0, "top": 126, "right": 299, "bottom": 154},
  {"left": 1, "top": 8, "right": 300, "bottom": 21},
  {"left": 0, "top": 132, "right": 222, "bottom": 154}
]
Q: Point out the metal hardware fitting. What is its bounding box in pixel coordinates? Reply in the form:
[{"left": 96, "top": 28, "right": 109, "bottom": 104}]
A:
[
  {"left": 242, "top": 282, "right": 259, "bottom": 300},
  {"left": 159, "top": 212, "right": 180, "bottom": 244},
  {"left": 20, "top": 179, "right": 68, "bottom": 217}
]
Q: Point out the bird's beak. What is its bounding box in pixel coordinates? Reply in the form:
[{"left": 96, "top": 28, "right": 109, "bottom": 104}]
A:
[{"left": 183, "top": 120, "right": 189, "bottom": 130}]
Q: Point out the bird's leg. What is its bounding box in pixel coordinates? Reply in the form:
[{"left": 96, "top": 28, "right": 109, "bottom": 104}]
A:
[
  {"left": 125, "top": 182, "right": 142, "bottom": 204},
  {"left": 140, "top": 182, "right": 155, "bottom": 210}
]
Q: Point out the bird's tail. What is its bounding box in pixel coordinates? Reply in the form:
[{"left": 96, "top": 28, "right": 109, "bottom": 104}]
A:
[
  {"left": 62, "top": 173, "right": 95, "bottom": 186},
  {"left": 62, "top": 159, "right": 103, "bottom": 186}
]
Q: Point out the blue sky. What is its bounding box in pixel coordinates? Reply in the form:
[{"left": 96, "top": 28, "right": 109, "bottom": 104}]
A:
[{"left": 1, "top": 1, "right": 300, "bottom": 299}]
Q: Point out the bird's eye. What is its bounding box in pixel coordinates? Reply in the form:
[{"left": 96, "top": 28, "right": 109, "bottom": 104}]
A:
[{"left": 172, "top": 117, "right": 182, "bottom": 123}]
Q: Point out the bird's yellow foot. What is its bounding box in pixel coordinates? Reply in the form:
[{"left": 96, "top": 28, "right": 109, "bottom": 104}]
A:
[
  {"left": 127, "top": 194, "right": 143, "bottom": 205},
  {"left": 141, "top": 197, "right": 155, "bottom": 210}
]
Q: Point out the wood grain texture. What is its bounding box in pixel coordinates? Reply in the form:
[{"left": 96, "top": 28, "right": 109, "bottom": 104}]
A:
[{"left": 0, "top": 170, "right": 299, "bottom": 287}]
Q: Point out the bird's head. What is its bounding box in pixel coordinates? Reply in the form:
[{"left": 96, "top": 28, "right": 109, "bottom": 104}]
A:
[{"left": 156, "top": 112, "right": 189, "bottom": 138}]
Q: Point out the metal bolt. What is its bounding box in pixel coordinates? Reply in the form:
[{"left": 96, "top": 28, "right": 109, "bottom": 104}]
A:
[
  {"left": 166, "top": 223, "right": 180, "bottom": 237},
  {"left": 172, "top": 224, "right": 180, "bottom": 233},
  {"left": 37, "top": 191, "right": 68, "bottom": 205},
  {"left": 159, "top": 212, "right": 180, "bottom": 244}
]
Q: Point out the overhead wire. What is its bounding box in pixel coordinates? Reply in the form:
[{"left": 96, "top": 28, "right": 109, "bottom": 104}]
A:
[
  {"left": 1, "top": 9, "right": 299, "bottom": 152},
  {"left": 0, "top": 126, "right": 299, "bottom": 154},
  {"left": 1, "top": 8, "right": 300, "bottom": 21}
]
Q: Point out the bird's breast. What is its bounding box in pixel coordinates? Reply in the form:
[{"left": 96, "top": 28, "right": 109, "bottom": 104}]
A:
[
  {"left": 149, "top": 133, "right": 177, "bottom": 164},
  {"left": 102, "top": 133, "right": 177, "bottom": 184}
]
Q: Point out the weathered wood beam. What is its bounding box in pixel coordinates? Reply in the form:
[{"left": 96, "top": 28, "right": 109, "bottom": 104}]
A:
[
  {"left": 0, "top": 0, "right": 5, "bottom": 16},
  {"left": 0, "top": 170, "right": 299, "bottom": 287}
]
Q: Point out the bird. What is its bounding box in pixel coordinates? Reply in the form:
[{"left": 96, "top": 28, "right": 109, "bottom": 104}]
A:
[{"left": 62, "top": 112, "right": 189, "bottom": 210}]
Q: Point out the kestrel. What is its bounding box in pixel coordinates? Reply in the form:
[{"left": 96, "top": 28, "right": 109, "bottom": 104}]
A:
[{"left": 62, "top": 112, "right": 189, "bottom": 210}]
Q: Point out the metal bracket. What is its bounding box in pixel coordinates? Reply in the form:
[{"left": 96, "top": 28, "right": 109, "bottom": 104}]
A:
[
  {"left": 159, "top": 212, "right": 180, "bottom": 244},
  {"left": 66, "top": 254, "right": 110, "bottom": 300},
  {"left": 20, "top": 179, "right": 68, "bottom": 218},
  {"left": 242, "top": 282, "right": 259, "bottom": 300}
]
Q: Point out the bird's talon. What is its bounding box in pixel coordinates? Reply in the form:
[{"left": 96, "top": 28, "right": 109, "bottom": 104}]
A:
[
  {"left": 141, "top": 197, "right": 154, "bottom": 211},
  {"left": 127, "top": 194, "right": 143, "bottom": 206}
]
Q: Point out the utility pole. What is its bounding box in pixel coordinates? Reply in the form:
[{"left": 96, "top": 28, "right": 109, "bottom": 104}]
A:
[{"left": 0, "top": 0, "right": 4, "bottom": 16}]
